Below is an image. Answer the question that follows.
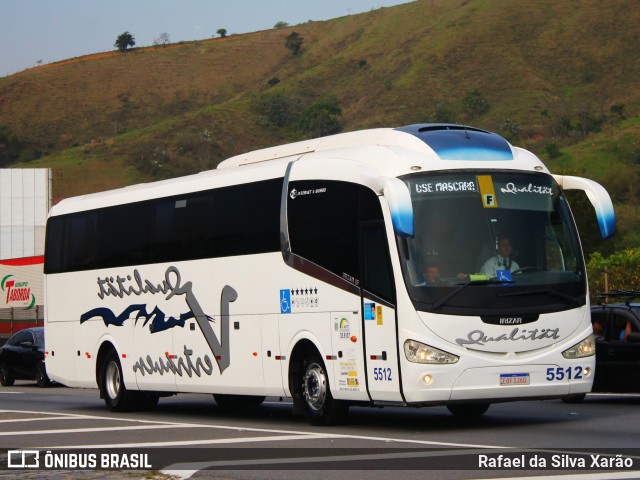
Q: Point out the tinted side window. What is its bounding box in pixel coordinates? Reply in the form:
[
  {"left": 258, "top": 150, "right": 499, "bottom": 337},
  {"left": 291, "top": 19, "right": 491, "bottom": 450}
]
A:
[
  {"left": 288, "top": 181, "right": 360, "bottom": 283},
  {"left": 211, "top": 179, "right": 282, "bottom": 257},
  {"left": 361, "top": 220, "right": 395, "bottom": 302},
  {"left": 44, "top": 178, "right": 283, "bottom": 273},
  {"left": 44, "top": 216, "right": 64, "bottom": 273},
  {"left": 97, "top": 202, "right": 151, "bottom": 268},
  {"left": 152, "top": 193, "right": 213, "bottom": 263},
  {"left": 9, "top": 330, "right": 33, "bottom": 346},
  {"left": 288, "top": 180, "right": 394, "bottom": 302}
]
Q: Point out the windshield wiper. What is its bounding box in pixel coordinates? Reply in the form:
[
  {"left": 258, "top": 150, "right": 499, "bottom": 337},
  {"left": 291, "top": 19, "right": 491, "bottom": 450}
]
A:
[
  {"left": 498, "top": 289, "right": 581, "bottom": 306},
  {"left": 432, "top": 276, "right": 505, "bottom": 310}
]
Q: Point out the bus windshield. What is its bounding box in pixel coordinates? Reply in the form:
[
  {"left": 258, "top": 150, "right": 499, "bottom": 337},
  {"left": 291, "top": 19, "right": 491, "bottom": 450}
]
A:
[{"left": 399, "top": 171, "right": 586, "bottom": 315}]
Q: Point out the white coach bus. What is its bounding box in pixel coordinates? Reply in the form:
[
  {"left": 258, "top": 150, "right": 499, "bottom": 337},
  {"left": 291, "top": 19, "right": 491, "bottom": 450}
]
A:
[{"left": 44, "top": 124, "right": 615, "bottom": 425}]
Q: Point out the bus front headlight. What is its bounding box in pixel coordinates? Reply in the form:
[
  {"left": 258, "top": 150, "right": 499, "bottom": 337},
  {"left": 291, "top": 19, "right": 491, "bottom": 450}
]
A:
[
  {"left": 404, "top": 340, "right": 459, "bottom": 364},
  {"left": 562, "top": 334, "right": 596, "bottom": 359}
]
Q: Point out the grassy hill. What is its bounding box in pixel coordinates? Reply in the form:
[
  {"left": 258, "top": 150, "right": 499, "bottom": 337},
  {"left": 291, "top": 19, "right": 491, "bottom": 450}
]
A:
[{"left": 1, "top": 0, "right": 638, "bottom": 254}]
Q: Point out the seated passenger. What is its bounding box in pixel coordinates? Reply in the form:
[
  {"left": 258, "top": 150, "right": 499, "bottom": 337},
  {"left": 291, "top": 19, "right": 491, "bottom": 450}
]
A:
[
  {"left": 422, "top": 263, "right": 442, "bottom": 286},
  {"left": 592, "top": 318, "right": 605, "bottom": 339}
]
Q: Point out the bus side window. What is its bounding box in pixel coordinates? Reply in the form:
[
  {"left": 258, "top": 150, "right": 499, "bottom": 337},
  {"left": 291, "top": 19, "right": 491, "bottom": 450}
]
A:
[
  {"left": 360, "top": 220, "right": 395, "bottom": 302},
  {"left": 288, "top": 180, "right": 359, "bottom": 283},
  {"left": 288, "top": 180, "right": 394, "bottom": 299}
]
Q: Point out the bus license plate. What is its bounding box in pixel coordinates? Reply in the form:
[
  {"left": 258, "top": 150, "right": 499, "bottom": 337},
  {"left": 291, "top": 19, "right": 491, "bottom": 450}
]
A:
[{"left": 500, "top": 373, "right": 530, "bottom": 386}]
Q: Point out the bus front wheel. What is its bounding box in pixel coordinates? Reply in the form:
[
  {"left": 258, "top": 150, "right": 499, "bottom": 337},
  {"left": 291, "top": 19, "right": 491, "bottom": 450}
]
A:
[
  {"left": 447, "top": 403, "right": 490, "bottom": 416},
  {"left": 100, "top": 351, "right": 140, "bottom": 412},
  {"left": 299, "top": 353, "right": 348, "bottom": 426}
]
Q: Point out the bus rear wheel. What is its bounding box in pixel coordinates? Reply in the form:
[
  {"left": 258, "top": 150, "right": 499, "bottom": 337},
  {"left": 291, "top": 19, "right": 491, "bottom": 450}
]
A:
[
  {"left": 100, "top": 351, "right": 140, "bottom": 412},
  {"left": 447, "top": 403, "right": 490, "bottom": 416},
  {"left": 300, "top": 353, "right": 348, "bottom": 426}
]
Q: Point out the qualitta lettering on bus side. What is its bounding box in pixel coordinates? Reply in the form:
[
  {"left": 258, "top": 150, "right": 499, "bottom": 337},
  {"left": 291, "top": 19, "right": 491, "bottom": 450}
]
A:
[{"left": 81, "top": 266, "right": 237, "bottom": 374}]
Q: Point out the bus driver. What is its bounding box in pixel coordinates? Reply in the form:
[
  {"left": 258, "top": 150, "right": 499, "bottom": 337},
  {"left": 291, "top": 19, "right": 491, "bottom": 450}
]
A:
[{"left": 481, "top": 235, "right": 520, "bottom": 278}]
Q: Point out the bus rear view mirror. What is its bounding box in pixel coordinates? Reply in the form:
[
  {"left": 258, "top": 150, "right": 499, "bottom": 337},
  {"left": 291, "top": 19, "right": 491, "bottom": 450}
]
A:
[
  {"left": 553, "top": 175, "right": 616, "bottom": 239},
  {"left": 383, "top": 178, "right": 414, "bottom": 238}
]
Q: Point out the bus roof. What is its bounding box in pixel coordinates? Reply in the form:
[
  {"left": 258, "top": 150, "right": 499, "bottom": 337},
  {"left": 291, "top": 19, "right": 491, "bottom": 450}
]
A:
[{"left": 50, "top": 124, "right": 549, "bottom": 216}]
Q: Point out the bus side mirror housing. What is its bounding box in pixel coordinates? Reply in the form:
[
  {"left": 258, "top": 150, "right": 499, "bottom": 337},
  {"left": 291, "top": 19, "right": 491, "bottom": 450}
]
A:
[
  {"left": 552, "top": 175, "right": 616, "bottom": 239},
  {"left": 383, "top": 178, "right": 414, "bottom": 238}
]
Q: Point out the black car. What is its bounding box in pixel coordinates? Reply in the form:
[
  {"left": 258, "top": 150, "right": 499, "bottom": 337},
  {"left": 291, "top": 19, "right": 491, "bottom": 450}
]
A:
[
  {"left": 0, "top": 327, "right": 50, "bottom": 387},
  {"left": 590, "top": 292, "right": 640, "bottom": 394}
]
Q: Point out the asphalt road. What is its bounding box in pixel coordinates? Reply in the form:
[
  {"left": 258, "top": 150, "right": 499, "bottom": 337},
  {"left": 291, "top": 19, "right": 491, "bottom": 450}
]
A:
[{"left": 1, "top": 381, "right": 640, "bottom": 480}]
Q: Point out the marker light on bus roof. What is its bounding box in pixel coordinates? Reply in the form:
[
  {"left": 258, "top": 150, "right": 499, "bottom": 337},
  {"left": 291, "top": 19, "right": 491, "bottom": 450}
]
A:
[{"left": 404, "top": 340, "right": 459, "bottom": 364}]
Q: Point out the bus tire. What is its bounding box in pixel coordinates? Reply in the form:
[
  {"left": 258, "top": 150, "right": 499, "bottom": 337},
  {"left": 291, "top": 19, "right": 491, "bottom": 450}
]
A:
[
  {"left": 139, "top": 392, "right": 160, "bottom": 410},
  {"left": 300, "top": 353, "right": 348, "bottom": 426},
  {"left": 213, "top": 394, "right": 265, "bottom": 408},
  {"left": 447, "top": 403, "right": 490, "bottom": 416},
  {"left": 561, "top": 393, "right": 586, "bottom": 404},
  {"left": 0, "top": 362, "right": 14, "bottom": 387},
  {"left": 100, "top": 351, "right": 140, "bottom": 412}
]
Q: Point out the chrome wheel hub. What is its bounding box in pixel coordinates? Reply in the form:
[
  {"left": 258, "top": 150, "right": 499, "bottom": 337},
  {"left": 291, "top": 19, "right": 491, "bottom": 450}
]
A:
[{"left": 303, "top": 362, "right": 327, "bottom": 411}]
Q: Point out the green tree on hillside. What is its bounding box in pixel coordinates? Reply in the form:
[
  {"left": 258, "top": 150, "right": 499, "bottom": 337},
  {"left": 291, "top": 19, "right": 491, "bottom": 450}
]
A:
[
  {"left": 217, "top": 29, "right": 227, "bottom": 38},
  {"left": 300, "top": 99, "right": 343, "bottom": 138},
  {"left": 463, "top": 89, "right": 489, "bottom": 119},
  {"left": 114, "top": 32, "right": 136, "bottom": 52},
  {"left": 0, "top": 125, "right": 23, "bottom": 167},
  {"left": 255, "top": 91, "right": 302, "bottom": 128},
  {"left": 285, "top": 32, "right": 304, "bottom": 55}
]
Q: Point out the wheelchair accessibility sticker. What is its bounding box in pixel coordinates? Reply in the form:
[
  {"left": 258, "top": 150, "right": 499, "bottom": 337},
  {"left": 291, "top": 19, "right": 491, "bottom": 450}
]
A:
[
  {"left": 280, "top": 289, "right": 291, "bottom": 313},
  {"left": 280, "top": 287, "right": 319, "bottom": 313}
]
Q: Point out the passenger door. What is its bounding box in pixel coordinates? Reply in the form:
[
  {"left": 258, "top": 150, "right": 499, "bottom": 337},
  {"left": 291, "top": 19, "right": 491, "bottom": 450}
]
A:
[{"left": 360, "top": 220, "right": 402, "bottom": 402}]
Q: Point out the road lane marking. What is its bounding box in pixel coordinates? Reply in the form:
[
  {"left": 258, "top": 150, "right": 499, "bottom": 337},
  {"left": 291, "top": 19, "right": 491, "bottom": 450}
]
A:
[
  {"left": 38, "top": 433, "right": 337, "bottom": 450},
  {"left": 0, "top": 408, "right": 508, "bottom": 449},
  {"left": 0, "top": 423, "right": 204, "bottom": 436},
  {"left": 0, "top": 416, "right": 88, "bottom": 423}
]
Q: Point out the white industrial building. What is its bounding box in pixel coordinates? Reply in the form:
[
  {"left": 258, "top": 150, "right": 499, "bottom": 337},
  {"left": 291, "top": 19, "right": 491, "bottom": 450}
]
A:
[{"left": 0, "top": 169, "right": 52, "bottom": 338}]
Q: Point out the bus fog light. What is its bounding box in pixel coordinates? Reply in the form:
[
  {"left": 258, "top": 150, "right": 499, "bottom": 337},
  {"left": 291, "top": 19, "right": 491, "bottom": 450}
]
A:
[
  {"left": 583, "top": 367, "right": 591, "bottom": 376},
  {"left": 404, "top": 340, "right": 459, "bottom": 364},
  {"left": 562, "top": 334, "right": 595, "bottom": 359},
  {"left": 422, "top": 374, "right": 433, "bottom": 385}
]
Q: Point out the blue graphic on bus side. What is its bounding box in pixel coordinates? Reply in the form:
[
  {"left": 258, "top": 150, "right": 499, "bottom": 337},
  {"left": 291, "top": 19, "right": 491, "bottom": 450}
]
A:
[
  {"left": 280, "top": 289, "right": 291, "bottom": 314},
  {"left": 364, "top": 302, "right": 376, "bottom": 320}
]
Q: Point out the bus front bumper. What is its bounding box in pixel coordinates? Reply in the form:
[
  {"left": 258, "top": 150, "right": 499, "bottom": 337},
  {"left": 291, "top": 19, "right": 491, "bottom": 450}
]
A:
[{"left": 402, "top": 362, "right": 594, "bottom": 404}]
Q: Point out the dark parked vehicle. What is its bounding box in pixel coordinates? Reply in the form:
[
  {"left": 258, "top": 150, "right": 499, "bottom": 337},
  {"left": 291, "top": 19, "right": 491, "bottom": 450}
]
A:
[
  {"left": 590, "top": 292, "right": 640, "bottom": 393},
  {"left": 0, "top": 327, "right": 50, "bottom": 387},
  {"left": 564, "top": 291, "right": 640, "bottom": 402}
]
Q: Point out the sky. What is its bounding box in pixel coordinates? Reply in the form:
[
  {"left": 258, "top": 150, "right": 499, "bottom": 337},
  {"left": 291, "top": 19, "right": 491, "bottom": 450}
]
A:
[{"left": 1, "top": 0, "right": 413, "bottom": 78}]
